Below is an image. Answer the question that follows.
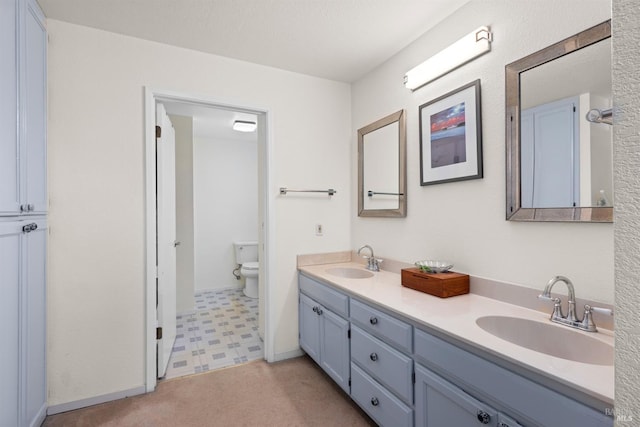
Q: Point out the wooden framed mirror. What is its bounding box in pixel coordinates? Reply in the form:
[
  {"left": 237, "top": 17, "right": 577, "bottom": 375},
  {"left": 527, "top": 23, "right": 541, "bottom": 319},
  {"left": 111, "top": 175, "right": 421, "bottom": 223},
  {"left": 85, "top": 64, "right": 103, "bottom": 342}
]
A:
[
  {"left": 358, "top": 110, "right": 407, "bottom": 217},
  {"left": 505, "top": 20, "right": 612, "bottom": 222}
]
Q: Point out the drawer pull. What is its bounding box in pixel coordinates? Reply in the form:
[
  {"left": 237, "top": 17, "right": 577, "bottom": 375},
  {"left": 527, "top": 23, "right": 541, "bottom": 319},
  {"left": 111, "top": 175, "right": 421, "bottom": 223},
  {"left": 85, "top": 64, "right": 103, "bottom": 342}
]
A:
[
  {"left": 370, "top": 397, "right": 379, "bottom": 406},
  {"left": 369, "top": 316, "right": 378, "bottom": 325},
  {"left": 369, "top": 352, "right": 378, "bottom": 362},
  {"left": 477, "top": 410, "right": 491, "bottom": 424}
]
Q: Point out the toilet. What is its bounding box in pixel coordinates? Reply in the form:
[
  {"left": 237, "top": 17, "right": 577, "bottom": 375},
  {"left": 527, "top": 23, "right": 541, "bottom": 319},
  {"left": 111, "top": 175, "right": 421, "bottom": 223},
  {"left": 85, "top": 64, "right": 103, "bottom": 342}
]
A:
[{"left": 233, "top": 241, "right": 259, "bottom": 298}]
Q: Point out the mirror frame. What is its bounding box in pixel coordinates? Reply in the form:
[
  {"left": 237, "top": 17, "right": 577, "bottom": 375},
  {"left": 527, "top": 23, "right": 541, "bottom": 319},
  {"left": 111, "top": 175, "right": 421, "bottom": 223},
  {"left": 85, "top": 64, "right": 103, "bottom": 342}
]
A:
[
  {"left": 505, "top": 20, "right": 612, "bottom": 222},
  {"left": 358, "top": 109, "right": 407, "bottom": 217}
]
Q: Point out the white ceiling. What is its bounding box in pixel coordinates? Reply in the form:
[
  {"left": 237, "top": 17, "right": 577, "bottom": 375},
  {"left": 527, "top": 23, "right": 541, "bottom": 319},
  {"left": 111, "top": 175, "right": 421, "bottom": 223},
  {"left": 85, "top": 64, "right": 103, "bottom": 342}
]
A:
[
  {"left": 163, "top": 102, "right": 258, "bottom": 141},
  {"left": 37, "top": 0, "right": 470, "bottom": 82}
]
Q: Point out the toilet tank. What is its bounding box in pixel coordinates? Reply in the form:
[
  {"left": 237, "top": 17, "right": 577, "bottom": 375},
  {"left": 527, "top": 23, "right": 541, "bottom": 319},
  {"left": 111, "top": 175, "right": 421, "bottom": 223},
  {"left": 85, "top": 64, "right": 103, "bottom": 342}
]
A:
[{"left": 233, "top": 241, "right": 258, "bottom": 264}]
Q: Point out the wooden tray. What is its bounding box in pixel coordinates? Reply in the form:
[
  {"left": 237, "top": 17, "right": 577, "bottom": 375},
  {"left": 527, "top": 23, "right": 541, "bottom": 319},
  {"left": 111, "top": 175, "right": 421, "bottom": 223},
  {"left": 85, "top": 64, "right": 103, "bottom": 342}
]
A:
[{"left": 401, "top": 268, "right": 469, "bottom": 298}]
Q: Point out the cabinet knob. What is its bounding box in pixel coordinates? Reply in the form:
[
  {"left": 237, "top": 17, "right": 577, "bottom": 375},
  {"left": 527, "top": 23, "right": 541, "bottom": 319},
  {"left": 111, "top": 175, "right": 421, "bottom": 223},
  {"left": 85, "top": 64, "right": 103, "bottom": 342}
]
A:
[
  {"left": 369, "top": 316, "right": 378, "bottom": 325},
  {"left": 312, "top": 306, "right": 318, "bottom": 313},
  {"left": 27, "top": 204, "right": 34, "bottom": 211},
  {"left": 22, "top": 223, "right": 37, "bottom": 233},
  {"left": 369, "top": 352, "right": 378, "bottom": 362},
  {"left": 370, "top": 397, "right": 379, "bottom": 406},
  {"left": 316, "top": 308, "right": 323, "bottom": 315},
  {"left": 476, "top": 410, "right": 491, "bottom": 424},
  {"left": 20, "top": 204, "right": 25, "bottom": 212}
]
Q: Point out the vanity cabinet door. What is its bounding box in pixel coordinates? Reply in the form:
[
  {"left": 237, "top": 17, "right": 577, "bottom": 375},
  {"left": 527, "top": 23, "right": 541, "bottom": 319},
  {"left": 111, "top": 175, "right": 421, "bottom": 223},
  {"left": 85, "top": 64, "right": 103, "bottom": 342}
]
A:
[
  {"left": 319, "top": 308, "right": 350, "bottom": 393},
  {"left": 299, "top": 289, "right": 350, "bottom": 393},
  {"left": 415, "top": 363, "right": 499, "bottom": 427},
  {"left": 299, "top": 293, "right": 321, "bottom": 364}
]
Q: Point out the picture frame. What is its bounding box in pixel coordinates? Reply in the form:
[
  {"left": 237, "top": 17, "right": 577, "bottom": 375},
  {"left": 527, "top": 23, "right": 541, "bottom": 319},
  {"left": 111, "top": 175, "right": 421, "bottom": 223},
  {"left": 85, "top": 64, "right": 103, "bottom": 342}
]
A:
[{"left": 419, "top": 79, "right": 483, "bottom": 186}]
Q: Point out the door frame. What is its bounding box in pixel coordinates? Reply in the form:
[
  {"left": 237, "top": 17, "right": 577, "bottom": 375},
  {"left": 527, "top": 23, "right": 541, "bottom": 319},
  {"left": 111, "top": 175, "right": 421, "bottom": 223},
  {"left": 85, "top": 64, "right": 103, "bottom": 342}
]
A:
[{"left": 144, "top": 87, "right": 275, "bottom": 392}]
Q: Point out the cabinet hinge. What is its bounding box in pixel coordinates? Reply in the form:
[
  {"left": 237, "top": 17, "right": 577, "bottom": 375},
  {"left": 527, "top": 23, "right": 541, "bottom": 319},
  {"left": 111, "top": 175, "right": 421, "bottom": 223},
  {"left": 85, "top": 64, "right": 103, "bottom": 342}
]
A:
[
  {"left": 156, "top": 125, "right": 162, "bottom": 138},
  {"left": 156, "top": 327, "right": 163, "bottom": 340},
  {"left": 412, "top": 371, "right": 416, "bottom": 384},
  {"left": 348, "top": 377, "right": 351, "bottom": 387},
  {"left": 347, "top": 329, "right": 351, "bottom": 339}
]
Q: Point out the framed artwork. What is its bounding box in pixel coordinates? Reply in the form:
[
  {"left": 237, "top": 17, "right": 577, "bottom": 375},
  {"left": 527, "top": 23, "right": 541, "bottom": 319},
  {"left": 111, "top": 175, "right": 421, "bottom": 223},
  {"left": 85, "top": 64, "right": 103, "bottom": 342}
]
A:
[{"left": 419, "top": 79, "right": 483, "bottom": 186}]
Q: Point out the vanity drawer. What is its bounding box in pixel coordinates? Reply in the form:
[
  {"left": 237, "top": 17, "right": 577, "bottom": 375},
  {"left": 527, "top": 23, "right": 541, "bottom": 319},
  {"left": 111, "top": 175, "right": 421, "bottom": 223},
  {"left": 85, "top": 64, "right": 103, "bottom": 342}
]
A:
[
  {"left": 299, "top": 273, "right": 349, "bottom": 318},
  {"left": 351, "top": 326, "right": 413, "bottom": 404},
  {"left": 414, "top": 329, "right": 612, "bottom": 427},
  {"left": 350, "top": 363, "right": 413, "bottom": 427},
  {"left": 350, "top": 298, "right": 412, "bottom": 353}
]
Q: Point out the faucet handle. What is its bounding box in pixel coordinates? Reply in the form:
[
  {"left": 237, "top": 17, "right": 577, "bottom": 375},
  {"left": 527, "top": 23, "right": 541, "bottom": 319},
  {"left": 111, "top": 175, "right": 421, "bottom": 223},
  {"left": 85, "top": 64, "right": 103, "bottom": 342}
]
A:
[
  {"left": 538, "top": 295, "right": 563, "bottom": 320},
  {"left": 537, "top": 294, "right": 560, "bottom": 303},
  {"left": 581, "top": 305, "right": 613, "bottom": 332},
  {"left": 585, "top": 305, "right": 613, "bottom": 316}
]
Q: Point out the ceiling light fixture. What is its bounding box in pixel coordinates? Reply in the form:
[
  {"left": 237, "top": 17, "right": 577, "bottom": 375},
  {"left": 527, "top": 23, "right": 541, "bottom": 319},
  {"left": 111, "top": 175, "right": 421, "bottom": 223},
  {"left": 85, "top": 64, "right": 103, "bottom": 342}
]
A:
[
  {"left": 404, "top": 26, "right": 493, "bottom": 91},
  {"left": 232, "top": 120, "right": 257, "bottom": 132}
]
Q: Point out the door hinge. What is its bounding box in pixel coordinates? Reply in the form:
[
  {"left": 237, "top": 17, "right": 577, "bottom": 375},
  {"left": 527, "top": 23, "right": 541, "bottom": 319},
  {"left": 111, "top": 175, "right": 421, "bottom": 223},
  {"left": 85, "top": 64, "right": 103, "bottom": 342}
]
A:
[
  {"left": 156, "top": 125, "right": 161, "bottom": 138},
  {"left": 156, "top": 327, "right": 163, "bottom": 340},
  {"left": 347, "top": 329, "right": 351, "bottom": 339}
]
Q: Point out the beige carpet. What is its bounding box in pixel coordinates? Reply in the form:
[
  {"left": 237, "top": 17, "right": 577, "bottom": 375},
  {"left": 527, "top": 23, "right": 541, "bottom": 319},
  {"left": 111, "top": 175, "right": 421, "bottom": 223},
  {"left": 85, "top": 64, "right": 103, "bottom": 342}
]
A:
[{"left": 43, "top": 356, "right": 376, "bottom": 426}]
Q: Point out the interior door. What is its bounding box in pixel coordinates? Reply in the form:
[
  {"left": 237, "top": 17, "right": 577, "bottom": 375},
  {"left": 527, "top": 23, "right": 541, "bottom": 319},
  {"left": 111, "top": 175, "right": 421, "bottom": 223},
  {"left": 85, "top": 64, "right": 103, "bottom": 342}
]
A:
[
  {"left": 156, "top": 103, "right": 177, "bottom": 378},
  {"left": 521, "top": 97, "right": 579, "bottom": 208}
]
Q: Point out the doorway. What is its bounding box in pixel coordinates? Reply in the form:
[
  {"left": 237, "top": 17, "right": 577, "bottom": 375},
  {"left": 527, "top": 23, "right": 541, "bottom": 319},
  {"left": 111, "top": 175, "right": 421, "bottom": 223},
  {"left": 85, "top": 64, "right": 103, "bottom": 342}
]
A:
[{"left": 144, "top": 88, "right": 274, "bottom": 392}]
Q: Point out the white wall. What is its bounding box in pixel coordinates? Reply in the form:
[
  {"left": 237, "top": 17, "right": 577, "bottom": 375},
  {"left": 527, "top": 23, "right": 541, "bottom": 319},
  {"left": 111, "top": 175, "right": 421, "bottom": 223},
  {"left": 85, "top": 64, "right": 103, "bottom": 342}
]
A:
[
  {"left": 613, "top": 0, "right": 640, "bottom": 419},
  {"left": 193, "top": 135, "right": 258, "bottom": 291},
  {"left": 170, "top": 114, "right": 195, "bottom": 313},
  {"left": 351, "top": 0, "right": 613, "bottom": 303},
  {"left": 47, "top": 20, "right": 351, "bottom": 407}
]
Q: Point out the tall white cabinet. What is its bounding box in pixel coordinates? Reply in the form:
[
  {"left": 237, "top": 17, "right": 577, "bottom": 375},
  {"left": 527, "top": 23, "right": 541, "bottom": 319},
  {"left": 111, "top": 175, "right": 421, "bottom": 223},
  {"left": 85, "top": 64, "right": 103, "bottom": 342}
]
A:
[{"left": 0, "top": 0, "right": 48, "bottom": 426}]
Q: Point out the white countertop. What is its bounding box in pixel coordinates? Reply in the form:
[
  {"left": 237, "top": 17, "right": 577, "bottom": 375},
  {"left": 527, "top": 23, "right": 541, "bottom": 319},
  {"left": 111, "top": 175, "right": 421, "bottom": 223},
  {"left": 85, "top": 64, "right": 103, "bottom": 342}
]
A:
[{"left": 298, "top": 262, "right": 614, "bottom": 405}]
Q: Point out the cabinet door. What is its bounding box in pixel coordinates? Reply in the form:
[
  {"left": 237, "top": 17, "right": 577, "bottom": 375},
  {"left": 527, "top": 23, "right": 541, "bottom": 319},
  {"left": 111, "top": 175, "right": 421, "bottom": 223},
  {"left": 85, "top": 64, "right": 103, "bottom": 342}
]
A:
[
  {"left": 319, "top": 308, "right": 350, "bottom": 393},
  {"left": 299, "top": 293, "right": 321, "bottom": 364},
  {"left": 22, "top": 219, "right": 47, "bottom": 427},
  {"left": 0, "top": 222, "right": 21, "bottom": 427},
  {"left": 22, "top": 0, "right": 47, "bottom": 214},
  {"left": 415, "top": 364, "right": 498, "bottom": 427},
  {"left": 0, "top": 0, "right": 20, "bottom": 215}
]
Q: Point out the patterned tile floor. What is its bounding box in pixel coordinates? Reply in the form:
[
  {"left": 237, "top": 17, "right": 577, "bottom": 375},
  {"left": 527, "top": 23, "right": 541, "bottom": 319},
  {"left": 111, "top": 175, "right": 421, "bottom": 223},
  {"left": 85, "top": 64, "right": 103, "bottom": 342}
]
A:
[{"left": 164, "top": 288, "right": 263, "bottom": 380}]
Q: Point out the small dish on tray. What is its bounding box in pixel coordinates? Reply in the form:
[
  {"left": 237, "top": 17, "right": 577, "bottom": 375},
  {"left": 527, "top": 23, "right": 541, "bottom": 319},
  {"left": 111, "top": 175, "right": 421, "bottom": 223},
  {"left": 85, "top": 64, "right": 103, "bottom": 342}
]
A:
[{"left": 414, "top": 260, "right": 453, "bottom": 273}]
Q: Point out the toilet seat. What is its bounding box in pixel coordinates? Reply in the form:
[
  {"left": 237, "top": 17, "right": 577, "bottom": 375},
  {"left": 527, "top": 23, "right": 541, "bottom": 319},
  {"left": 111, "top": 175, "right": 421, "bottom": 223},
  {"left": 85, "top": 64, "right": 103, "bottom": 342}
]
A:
[{"left": 243, "top": 261, "right": 259, "bottom": 271}]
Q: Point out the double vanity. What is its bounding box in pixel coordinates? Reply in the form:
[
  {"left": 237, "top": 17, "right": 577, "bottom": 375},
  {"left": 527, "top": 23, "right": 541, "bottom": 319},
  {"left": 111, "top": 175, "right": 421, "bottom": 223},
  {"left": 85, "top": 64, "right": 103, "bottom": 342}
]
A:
[{"left": 298, "top": 256, "right": 613, "bottom": 427}]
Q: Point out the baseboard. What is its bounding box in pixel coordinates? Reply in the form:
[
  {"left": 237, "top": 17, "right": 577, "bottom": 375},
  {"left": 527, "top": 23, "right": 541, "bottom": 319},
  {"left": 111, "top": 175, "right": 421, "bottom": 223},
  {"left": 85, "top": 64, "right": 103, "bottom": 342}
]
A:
[
  {"left": 272, "top": 348, "right": 304, "bottom": 362},
  {"left": 47, "top": 385, "right": 146, "bottom": 415},
  {"left": 30, "top": 402, "right": 47, "bottom": 427}
]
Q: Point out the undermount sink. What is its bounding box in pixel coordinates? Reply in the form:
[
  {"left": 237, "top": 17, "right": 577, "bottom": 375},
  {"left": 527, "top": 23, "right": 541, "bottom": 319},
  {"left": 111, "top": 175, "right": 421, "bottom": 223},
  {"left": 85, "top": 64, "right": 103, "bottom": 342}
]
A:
[
  {"left": 325, "top": 267, "right": 374, "bottom": 279},
  {"left": 476, "top": 315, "right": 613, "bottom": 366}
]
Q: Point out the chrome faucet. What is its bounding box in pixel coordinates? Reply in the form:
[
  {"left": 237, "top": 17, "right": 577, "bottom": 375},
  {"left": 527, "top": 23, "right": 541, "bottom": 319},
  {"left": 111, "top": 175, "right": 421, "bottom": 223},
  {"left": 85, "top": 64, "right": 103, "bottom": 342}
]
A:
[
  {"left": 538, "top": 275, "right": 612, "bottom": 332},
  {"left": 357, "top": 245, "right": 382, "bottom": 272}
]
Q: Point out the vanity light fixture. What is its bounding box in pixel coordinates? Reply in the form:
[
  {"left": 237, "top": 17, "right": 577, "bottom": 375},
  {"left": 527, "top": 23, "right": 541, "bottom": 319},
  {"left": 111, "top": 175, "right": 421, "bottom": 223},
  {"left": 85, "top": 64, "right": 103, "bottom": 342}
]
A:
[
  {"left": 232, "top": 120, "right": 257, "bottom": 132},
  {"left": 404, "top": 26, "right": 493, "bottom": 91}
]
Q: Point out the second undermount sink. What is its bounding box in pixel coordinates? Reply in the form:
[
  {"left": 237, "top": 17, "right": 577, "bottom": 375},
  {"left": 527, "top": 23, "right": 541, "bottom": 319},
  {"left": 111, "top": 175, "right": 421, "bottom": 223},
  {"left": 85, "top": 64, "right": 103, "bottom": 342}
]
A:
[
  {"left": 325, "top": 267, "right": 374, "bottom": 279},
  {"left": 476, "top": 315, "right": 613, "bottom": 366}
]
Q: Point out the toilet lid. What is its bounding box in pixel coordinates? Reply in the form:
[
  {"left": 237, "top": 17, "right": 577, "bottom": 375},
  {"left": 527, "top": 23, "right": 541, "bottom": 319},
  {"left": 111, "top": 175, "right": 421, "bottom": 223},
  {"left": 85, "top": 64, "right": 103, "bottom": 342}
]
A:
[{"left": 243, "top": 261, "right": 259, "bottom": 270}]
